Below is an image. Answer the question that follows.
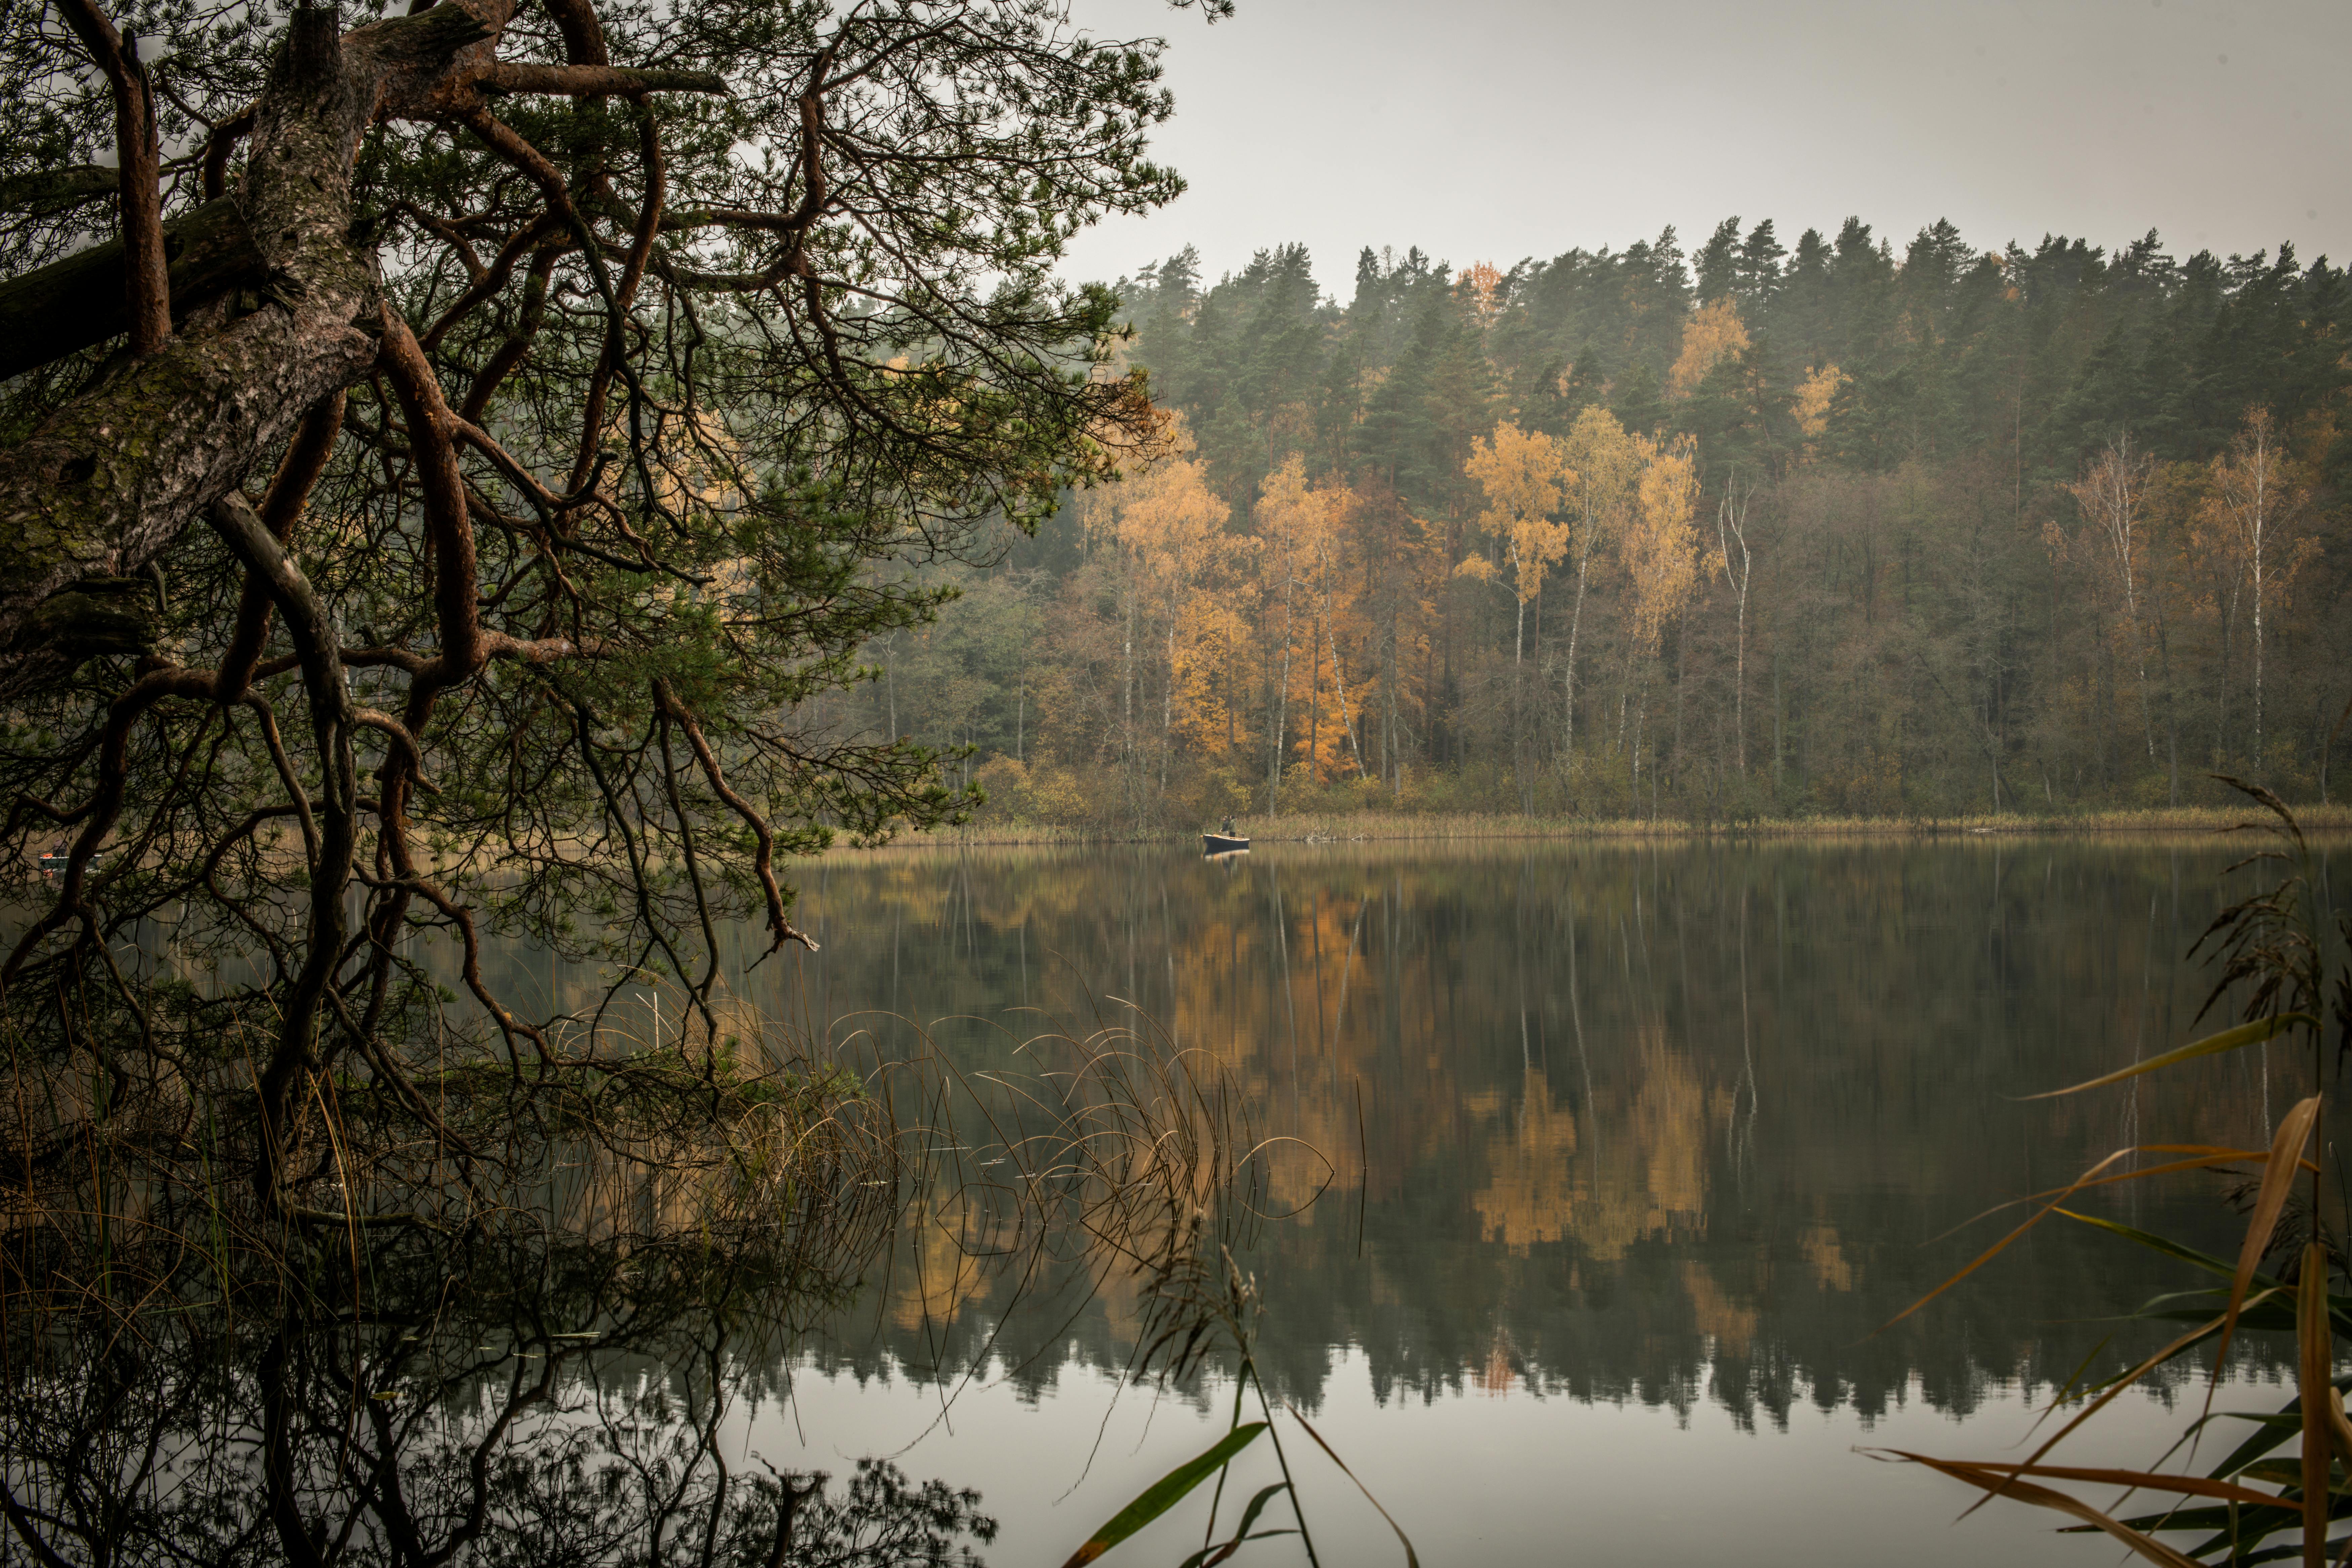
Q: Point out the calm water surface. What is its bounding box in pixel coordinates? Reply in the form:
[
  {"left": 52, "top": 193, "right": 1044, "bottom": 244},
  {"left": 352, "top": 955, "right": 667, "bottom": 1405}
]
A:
[{"left": 502, "top": 837, "right": 2339, "bottom": 1565}]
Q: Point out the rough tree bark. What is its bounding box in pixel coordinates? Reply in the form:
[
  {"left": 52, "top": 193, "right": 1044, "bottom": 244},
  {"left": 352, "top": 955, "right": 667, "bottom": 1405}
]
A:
[
  {"left": 0, "top": 4, "right": 490, "bottom": 689},
  {"left": 0, "top": 1, "right": 720, "bottom": 696}
]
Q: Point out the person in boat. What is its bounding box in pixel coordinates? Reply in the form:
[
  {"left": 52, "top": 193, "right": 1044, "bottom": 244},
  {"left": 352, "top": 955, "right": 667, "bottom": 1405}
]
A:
[{"left": 1220, "top": 816, "right": 1234, "bottom": 836}]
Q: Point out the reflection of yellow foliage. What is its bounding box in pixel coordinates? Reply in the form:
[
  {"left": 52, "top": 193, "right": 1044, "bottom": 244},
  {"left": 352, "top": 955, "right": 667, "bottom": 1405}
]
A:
[
  {"left": 1801, "top": 1225, "right": 1853, "bottom": 1291},
  {"left": 1469, "top": 1032, "right": 1731, "bottom": 1262},
  {"left": 889, "top": 1187, "right": 994, "bottom": 1332},
  {"left": 1682, "top": 1261, "right": 1757, "bottom": 1354},
  {"left": 1475, "top": 1330, "right": 1516, "bottom": 1396},
  {"left": 1668, "top": 298, "right": 1750, "bottom": 398},
  {"left": 1579, "top": 1028, "right": 1727, "bottom": 1260},
  {"left": 1468, "top": 1068, "right": 1580, "bottom": 1251}
]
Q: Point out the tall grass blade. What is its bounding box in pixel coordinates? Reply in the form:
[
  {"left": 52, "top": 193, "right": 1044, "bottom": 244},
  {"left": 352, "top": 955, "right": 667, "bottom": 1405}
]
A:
[
  {"left": 1883, "top": 1453, "right": 2203, "bottom": 1567},
  {"left": 1883, "top": 1146, "right": 2141, "bottom": 1330},
  {"left": 1177, "top": 1483, "right": 1297, "bottom": 1568},
  {"left": 2303, "top": 1244, "right": 2333, "bottom": 1568},
  {"left": 2326, "top": 1383, "right": 2352, "bottom": 1471},
  {"left": 1285, "top": 1402, "right": 1419, "bottom": 1568},
  {"left": 1871, "top": 1454, "right": 2279, "bottom": 1508},
  {"left": 1954, "top": 1294, "right": 2277, "bottom": 1522},
  {"left": 2202, "top": 1379, "right": 2352, "bottom": 1482},
  {"left": 1059, "top": 1422, "right": 1268, "bottom": 1568},
  {"left": 1922, "top": 1147, "right": 2293, "bottom": 1253},
  {"left": 2025, "top": 1015, "right": 2314, "bottom": 1099},
  {"left": 2217, "top": 1097, "right": 2322, "bottom": 1383},
  {"left": 2060, "top": 1210, "right": 2269, "bottom": 1284}
]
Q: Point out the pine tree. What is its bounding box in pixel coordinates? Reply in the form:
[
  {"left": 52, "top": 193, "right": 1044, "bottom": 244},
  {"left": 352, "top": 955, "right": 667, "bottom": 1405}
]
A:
[
  {"left": 1738, "top": 219, "right": 1789, "bottom": 310},
  {"left": 1694, "top": 217, "right": 1744, "bottom": 303}
]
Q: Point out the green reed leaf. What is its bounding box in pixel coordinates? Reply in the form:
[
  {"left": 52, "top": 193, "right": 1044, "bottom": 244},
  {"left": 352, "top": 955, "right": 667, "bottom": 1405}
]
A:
[
  {"left": 1176, "top": 1482, "right": 1295, "bottom": 1568},
  {"left": 1060, "top": 1422, "right": 1267, "bottom": 1568},
  {"left": 2025, "top": 1013, "right": 2315, "bottom": 1099}
]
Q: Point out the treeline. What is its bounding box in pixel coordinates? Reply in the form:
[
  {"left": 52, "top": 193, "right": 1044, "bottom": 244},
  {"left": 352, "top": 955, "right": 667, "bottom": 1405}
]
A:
[{"left": 837, "top": 216, "right": 2351, "bottom": 825}]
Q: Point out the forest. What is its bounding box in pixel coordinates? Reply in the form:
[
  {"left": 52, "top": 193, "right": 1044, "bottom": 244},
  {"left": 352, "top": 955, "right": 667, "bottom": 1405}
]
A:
[{"left": 844, "top": 216, "right": 2352, "bottom": 827}]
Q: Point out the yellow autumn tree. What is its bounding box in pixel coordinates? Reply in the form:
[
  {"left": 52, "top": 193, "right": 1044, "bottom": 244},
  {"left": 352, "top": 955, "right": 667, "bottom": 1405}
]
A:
[
  {"left": 1256, "top": 456, "right": 1356, "bottom": 802},
  {"left": 1618, "top": 433, "right": 1702, "bottom": 796},
  {"left": 1626, "top": 433, "right": 1700, "bottom": 652},
  {"left": 1792, "top": 363, "right": 1847, "bottom": 453},
  {"left": 1667, "top": 297, "right": 1750, "bottom": 398},
  {"left": 1464, "top": 422, "right": 1570, "bottom": 671},
  {"left": 1466, "top": 420, "right": 1574, "bottom": 808},
  {"left": 1080, "top": 444, "right": 1235, "bottom": 803},
  {"left": 1458, "top": 261, "right": 1504, "bottom": 328},
  {"left": 1558, "top": 407, "right": 1642, "bottom": 772}
]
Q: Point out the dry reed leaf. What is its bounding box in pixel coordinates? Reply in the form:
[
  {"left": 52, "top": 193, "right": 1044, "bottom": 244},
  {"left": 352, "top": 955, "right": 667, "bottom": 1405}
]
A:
[
  {"left": 1930, "top": 1147, "right": 2308, "bottom": 1246},
  {"left": 2326, "top": 1371, "right": 2352, "bottom": 1467},
  {"left": 2304, "top": 1242, "right": 2335, "bottom": 1564},
  {"left": 1872, "top": 1455, "right": 2277, "bottom": 1508},
  {"left": 2215, "top": 1097, "right": 2321, "bottom": 1382},
  {"left": 1882, "top": 1453, "right": 2202, "bottom": 1568},
  {"left": 1884, "top": 1146, "right": 2142, "bottom": 1331},
  {"left": 1955, "top": 1299, "right": 2275, "bottom": 1522}
]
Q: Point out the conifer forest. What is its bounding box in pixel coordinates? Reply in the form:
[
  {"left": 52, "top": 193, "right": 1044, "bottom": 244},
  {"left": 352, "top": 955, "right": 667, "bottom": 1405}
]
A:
[{"left": 861, "top": 218, "right": 2352, "bottom": 827}]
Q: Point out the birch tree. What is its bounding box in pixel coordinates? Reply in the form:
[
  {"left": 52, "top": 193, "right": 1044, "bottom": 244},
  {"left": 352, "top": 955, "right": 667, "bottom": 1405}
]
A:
[
  {"left": 1557, "top": 407, "right": 1640, "bottom": 777},
  {"left": 1256, "top": 456, "right": 1348, "bottom": 807},
  {"left": 2065, "top": 436, "right": 2160, "bottom": 765},
  {"left": 1622, "top": 433, "right": 1701, "bottom": 792},
  {"left": 1465, "top": 421, "right": 1568, "bottom": 805},
  {"left": 2204, "top": 410, "right": 2307, "bottom": 773},
  {"left": 1081, "top": 451, "right": 1234, "bottom": 805},
  {"left": 1716, "top": 470, "right": 1758, "bottom": 776}
]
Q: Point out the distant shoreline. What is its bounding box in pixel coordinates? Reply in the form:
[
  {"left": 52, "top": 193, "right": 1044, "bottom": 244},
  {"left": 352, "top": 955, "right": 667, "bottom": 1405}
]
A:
[{"left": 865, "top": 803, "right": 2352, "bottom": 850}]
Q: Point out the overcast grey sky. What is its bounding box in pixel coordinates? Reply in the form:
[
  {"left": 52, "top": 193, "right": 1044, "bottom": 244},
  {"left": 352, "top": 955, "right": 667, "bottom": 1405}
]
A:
[{"left": 1055, "top": 0, "right": 2352, "bottom": 297}]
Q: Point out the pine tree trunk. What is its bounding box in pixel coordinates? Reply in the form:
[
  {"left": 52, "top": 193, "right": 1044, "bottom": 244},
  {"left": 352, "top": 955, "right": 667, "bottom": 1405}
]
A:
[{"left": 0, "top": 8, "right": 494, "bottom": 694}]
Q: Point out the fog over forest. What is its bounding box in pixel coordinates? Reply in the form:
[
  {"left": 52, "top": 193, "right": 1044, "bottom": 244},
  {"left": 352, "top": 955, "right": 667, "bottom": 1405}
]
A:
[{"left": 845, "top": 214, "right": 2350, "bottom": 825}]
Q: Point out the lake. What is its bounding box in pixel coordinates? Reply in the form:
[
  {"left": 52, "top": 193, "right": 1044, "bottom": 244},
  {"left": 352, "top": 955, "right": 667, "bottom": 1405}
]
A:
[{"left": 505, "top": 834, "right": 2329, "bottom": 1568}]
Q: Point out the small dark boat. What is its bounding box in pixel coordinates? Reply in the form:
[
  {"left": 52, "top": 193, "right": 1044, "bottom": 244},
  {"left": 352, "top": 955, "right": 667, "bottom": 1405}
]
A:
[{"left": 1202, "top": 832, "right": 1249, "bottom": 854}]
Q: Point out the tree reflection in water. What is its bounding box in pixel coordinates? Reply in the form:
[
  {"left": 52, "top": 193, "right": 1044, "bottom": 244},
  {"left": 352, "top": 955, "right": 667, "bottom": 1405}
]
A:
[{"left": 1, "top": 1003, "right": 1259, "bottom": 1566}]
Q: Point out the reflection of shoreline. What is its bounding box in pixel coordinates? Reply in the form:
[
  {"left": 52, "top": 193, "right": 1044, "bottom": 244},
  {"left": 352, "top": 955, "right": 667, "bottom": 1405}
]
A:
[
  {"left": 763, "top": 1347, "right": 2274, "bottom": 1568},
  {"left": 800, "top": 1172, "right": 2267, "bottom": 1433},
  {"left": 847, "top": 809, "right": 2352, "bottom": 853},
  {"left": 459, "top": 840, "right": 2330, "bottom": 1432}
]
